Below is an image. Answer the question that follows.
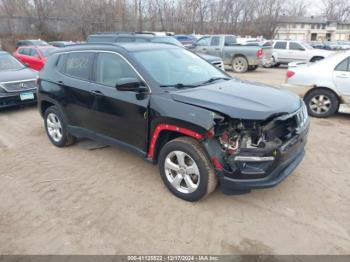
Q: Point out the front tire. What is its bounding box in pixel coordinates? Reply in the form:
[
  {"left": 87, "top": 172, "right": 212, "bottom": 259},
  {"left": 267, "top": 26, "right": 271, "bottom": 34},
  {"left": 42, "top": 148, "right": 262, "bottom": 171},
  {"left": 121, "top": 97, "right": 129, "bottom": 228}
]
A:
[
  {"left": 44, "top": 106, "right": 75, "bottom": 147},
  {"left": 158, "top": 137, "right": 217, "bottom": 202},
  {"left": 231, "top": 56, "right": 248, "bottom": 73},
  {"left": 304, "top": 89, "right": 339, "bottom": 118}
]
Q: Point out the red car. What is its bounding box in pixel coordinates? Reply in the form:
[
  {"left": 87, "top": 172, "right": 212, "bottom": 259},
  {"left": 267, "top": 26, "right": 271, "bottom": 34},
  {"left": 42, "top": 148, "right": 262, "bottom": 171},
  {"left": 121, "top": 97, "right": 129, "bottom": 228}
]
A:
[{"left": 13, "top": 45, "right": 56, "bottom": 71}]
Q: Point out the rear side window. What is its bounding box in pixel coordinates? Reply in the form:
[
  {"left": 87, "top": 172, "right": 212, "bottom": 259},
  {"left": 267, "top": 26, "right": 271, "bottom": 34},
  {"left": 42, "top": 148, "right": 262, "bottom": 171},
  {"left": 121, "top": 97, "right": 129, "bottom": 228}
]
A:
[
  {"left": 210, "top": 37, "right": 220, "bottom": 46},
  {"left": 335, "top": 57, "right": 350, "bottom": 72},
  {"left": 29, "top": 49, "right": 39, "bottom": 57},
  {"left": 274, "top": 41, "right": 287, "bottom": 49},
  {"left": 19, "top": 48, "right": 31, "bottom": 56},
  {"left": 224, "top": 36, "right": 236, "bottom": 46},
  {"left": 64, "top": 52, "right": 94, "bottom": 80},
  {"left": 95, "top": 53, "right": 138, "bottom": 87}
]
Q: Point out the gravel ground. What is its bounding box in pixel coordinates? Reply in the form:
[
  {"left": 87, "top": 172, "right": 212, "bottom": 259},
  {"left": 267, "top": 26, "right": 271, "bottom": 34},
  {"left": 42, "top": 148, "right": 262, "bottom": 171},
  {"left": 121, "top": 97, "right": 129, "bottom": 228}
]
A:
[{"left": 0, "top": 67, "right": 349, "bottom": 255}]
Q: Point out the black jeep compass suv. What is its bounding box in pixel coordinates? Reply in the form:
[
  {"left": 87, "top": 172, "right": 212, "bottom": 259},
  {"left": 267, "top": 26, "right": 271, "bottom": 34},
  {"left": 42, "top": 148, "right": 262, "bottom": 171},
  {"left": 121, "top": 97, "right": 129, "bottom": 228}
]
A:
[{"left": 37, "top": 43, "right": 309, "bottom": 202}]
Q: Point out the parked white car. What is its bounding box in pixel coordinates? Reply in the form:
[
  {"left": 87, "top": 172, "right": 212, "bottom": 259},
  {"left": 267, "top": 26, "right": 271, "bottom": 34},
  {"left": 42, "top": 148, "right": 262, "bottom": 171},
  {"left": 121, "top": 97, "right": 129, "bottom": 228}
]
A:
[
  {"left": 283, "top": 51, "right": 350, "bottom": 117},
  {"left": 272, "top": 40, "right": 333, "bottom": 66}
]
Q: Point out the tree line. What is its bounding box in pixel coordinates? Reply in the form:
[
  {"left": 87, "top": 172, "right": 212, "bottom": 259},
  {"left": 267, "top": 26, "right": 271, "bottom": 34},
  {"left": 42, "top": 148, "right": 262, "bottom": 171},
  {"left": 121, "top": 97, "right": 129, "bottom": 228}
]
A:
[{"left": 0, "top": 0, "right": 349, "bottom": 40}]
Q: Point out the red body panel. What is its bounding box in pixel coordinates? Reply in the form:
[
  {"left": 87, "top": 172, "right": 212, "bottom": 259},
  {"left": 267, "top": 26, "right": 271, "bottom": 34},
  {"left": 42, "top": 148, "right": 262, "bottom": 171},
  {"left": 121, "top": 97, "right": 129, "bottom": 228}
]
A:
[{"left": 147, "top": 124, "right": 204, "bottom": 159}]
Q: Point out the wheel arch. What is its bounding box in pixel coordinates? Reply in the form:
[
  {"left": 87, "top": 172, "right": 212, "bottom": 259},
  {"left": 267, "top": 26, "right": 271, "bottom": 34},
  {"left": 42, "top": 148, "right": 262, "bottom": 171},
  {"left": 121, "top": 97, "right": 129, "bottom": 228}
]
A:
[
  {"left": 232, "top": 53, "right": 248, "bottom": 62},
  {"left": 310, "top": 56, "right": 325, "bottom": 62},
  {"left": 304, "top": 86, "right": 343, "bottom": 104},
  {"left": 40, "top": 99, "right": 57, "bottom": 117},
  {"left": 148, "top": 119, "right": 209, "bottom": 163}
]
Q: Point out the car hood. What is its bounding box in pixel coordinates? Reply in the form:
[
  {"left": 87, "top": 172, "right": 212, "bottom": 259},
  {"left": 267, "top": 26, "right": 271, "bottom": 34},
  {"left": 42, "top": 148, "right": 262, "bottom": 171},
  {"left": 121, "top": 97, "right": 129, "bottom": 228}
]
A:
[
  {"left": 171, "top": 79, "right": 301, "bottom": 120},
  {"left": 0, "top": 68, "right": 38, "bottom": 83}
]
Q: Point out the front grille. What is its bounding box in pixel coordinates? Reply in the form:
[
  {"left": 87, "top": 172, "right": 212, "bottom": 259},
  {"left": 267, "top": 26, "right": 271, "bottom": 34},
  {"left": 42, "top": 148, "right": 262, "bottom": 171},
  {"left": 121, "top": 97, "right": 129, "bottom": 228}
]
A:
[
  {"left": 265, "top": 103, "right": 309, "bottom": 142},
  {"left": 295, "top": 103, "right": 309, "bottom": 130},
  {"left": 1, "top": 80, "right": 37, "bottom": 93}
]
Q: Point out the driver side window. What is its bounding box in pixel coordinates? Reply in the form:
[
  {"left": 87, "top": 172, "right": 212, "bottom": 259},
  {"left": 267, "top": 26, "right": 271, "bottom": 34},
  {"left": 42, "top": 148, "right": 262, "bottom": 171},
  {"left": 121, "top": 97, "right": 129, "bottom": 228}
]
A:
[
  {"left": 95, "top": 53, "right": 138, "bottom": 87},
  {"left": 289, "top": 42, "right": 305, "bottom": 51},
  {"left": 196, "top": 37, "right": 210, "bottom": 46}
]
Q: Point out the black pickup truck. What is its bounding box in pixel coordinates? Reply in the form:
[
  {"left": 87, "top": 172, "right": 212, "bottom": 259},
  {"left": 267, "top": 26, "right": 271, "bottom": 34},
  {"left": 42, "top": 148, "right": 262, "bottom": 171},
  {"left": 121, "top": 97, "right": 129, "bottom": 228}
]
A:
[{"left": 37, "top": 43, "right": 310, "bottom": 202}]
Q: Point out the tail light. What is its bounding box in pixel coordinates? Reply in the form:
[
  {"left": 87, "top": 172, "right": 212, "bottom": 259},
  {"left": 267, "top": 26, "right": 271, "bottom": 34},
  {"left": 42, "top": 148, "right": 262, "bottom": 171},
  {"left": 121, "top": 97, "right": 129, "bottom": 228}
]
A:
[
  {"left": 286, "top": 70, "right": 295, "bottom": 79},
  {"left": 256, "top": 49, "right": 263, "bottom": 58}
]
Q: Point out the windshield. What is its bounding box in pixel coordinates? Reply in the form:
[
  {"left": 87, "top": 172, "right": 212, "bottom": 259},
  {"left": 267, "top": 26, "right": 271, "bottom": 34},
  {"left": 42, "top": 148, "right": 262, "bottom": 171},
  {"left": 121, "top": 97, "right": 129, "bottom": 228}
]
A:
[
  {"left": 40, "top": 48, "right": 56, "bottom": 57},
  {"left": 132, "top": 48, "right": 227, "bottom": 87},
  {"left": 0, "top": 53, "right": 25, "bottom": 70}
]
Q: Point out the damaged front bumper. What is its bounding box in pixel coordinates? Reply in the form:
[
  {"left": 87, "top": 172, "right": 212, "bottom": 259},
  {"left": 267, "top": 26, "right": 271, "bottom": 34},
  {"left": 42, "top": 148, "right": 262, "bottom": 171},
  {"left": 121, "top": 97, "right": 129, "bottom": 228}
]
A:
[{"left": 215, "top": 122, "right": 309, "bottom": 194}]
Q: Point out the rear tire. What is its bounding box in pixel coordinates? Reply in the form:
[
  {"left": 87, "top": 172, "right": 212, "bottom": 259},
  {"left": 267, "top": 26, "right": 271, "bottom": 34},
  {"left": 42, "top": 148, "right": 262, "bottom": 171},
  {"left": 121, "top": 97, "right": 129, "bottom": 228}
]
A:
[
  {"left": 304, "top": 89, "right": 339, "bottom": 118},
  {"left": 44, "top": 106, "right": 76, "bottom": 147},
  {"left": 231, "top": 56, "right": 248, "bottom": 73},
  {"left": 158, "top": 137, "right": 217, "bottom": 202}
]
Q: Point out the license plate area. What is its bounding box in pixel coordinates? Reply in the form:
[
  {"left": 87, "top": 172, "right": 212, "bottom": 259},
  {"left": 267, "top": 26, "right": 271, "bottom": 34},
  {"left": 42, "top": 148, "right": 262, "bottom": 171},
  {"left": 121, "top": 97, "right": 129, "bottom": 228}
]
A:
[{"left": 20, "top": 92, "right": 34, "bottom": 101}]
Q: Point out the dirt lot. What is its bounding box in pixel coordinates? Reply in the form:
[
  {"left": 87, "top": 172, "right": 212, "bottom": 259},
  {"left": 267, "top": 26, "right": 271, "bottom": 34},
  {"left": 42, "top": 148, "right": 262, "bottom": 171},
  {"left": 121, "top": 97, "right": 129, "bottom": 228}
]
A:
[{"left": 0, "top": 67, "right": 349, "bottom": 255}]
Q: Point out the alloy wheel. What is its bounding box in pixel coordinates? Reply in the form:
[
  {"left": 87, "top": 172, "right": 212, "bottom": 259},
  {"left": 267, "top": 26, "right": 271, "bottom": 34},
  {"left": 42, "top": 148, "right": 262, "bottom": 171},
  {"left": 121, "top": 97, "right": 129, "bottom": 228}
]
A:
[
  {"left": 309, "top": 94, "right": 331, "bottom": 114},
  {"left": 164, "top": 151, "right": 200, "bottom": 194},
  {"left": 233, "top": 57, "right": 247, "bottom": 72},
  {"left": 46, "top": 113, "right": 63, "bottom": 142}
]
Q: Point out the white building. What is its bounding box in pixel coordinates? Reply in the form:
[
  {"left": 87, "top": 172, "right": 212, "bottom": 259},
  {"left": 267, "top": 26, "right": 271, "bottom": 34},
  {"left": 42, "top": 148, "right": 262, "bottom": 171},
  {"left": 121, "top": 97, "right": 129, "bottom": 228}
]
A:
[{"left": 275, "top": 16, "right": 350, "bottom": 41}]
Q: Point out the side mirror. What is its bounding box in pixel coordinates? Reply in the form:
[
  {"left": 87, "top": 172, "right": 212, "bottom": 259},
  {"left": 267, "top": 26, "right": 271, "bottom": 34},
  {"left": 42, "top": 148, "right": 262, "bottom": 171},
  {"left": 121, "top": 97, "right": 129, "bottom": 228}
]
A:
[
  {"left": 299, "top": 47, "right": 305, "bottom": 51},
  {"left": 116, "top": 78, "right": 146, "bottom": 92}
]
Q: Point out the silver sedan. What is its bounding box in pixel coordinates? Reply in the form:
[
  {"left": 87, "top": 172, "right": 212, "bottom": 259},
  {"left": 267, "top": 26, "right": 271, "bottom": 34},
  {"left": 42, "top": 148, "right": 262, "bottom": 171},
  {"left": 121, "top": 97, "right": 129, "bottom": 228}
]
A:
[{"left": 283, "top": 51, "right": 350, "bottom": 118}]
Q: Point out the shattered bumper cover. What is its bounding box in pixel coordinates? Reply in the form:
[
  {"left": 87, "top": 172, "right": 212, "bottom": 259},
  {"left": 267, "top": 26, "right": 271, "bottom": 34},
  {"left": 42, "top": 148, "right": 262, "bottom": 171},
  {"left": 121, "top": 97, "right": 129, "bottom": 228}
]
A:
[{"left": 217, "top": 122, "right": 309, "bottom": 194}]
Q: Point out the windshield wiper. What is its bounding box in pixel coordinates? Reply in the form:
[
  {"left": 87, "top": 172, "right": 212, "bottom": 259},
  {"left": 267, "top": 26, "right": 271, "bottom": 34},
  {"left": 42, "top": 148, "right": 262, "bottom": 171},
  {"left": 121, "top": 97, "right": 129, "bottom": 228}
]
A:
[
  {"left": 200, "top": 77, "right": 231, "bottom": 85},
  {"left": 159, "top": 83, "right": 199, "bottom": 89}
]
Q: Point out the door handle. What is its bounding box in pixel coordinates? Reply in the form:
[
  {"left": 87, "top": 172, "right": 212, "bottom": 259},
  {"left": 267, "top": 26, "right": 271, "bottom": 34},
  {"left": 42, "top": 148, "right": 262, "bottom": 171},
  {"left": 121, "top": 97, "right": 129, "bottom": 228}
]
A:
[
  {"left": 215, "top": 48, "right": 220, "bottom": 50},
  {"left": 91, "top": 90, "right": 104, "bottom": 96}
]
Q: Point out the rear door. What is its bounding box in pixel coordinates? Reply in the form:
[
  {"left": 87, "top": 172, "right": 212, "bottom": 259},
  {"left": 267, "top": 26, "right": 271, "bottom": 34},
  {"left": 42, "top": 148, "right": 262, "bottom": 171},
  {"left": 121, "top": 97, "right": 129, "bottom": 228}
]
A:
[
  {"left": 273, "top": 41, "right": 288, "bottom": 63},
  {"left": 59, "top": 52, "right": 96, "bottom": 131},
  {"left": 88, "top": 52, "right": 150, "bottom": 152},
  {"left": 28, "top": 48, "right": 44, "bottom": 71},
  {"left": 333, "top": 56, "right": 350, "bottom": 97}
]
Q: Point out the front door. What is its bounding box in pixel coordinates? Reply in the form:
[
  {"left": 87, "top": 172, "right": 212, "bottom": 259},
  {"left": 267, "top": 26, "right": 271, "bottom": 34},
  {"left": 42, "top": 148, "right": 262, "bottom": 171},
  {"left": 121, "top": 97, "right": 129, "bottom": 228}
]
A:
[
  {"left": 287, "top": 42, "right": 308, "bottom": 62},
  {"left": 88, "top": 52, "right": 149, "bottom": 152},
  {"left": 194, "top": 36, "right": 211, "bottom": 55},
  {"left": 206, "top": 36, "right": 222, "bottom": 57},
  {"left": 333, "top": 56, "right": 350, "bottom": 98}
]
